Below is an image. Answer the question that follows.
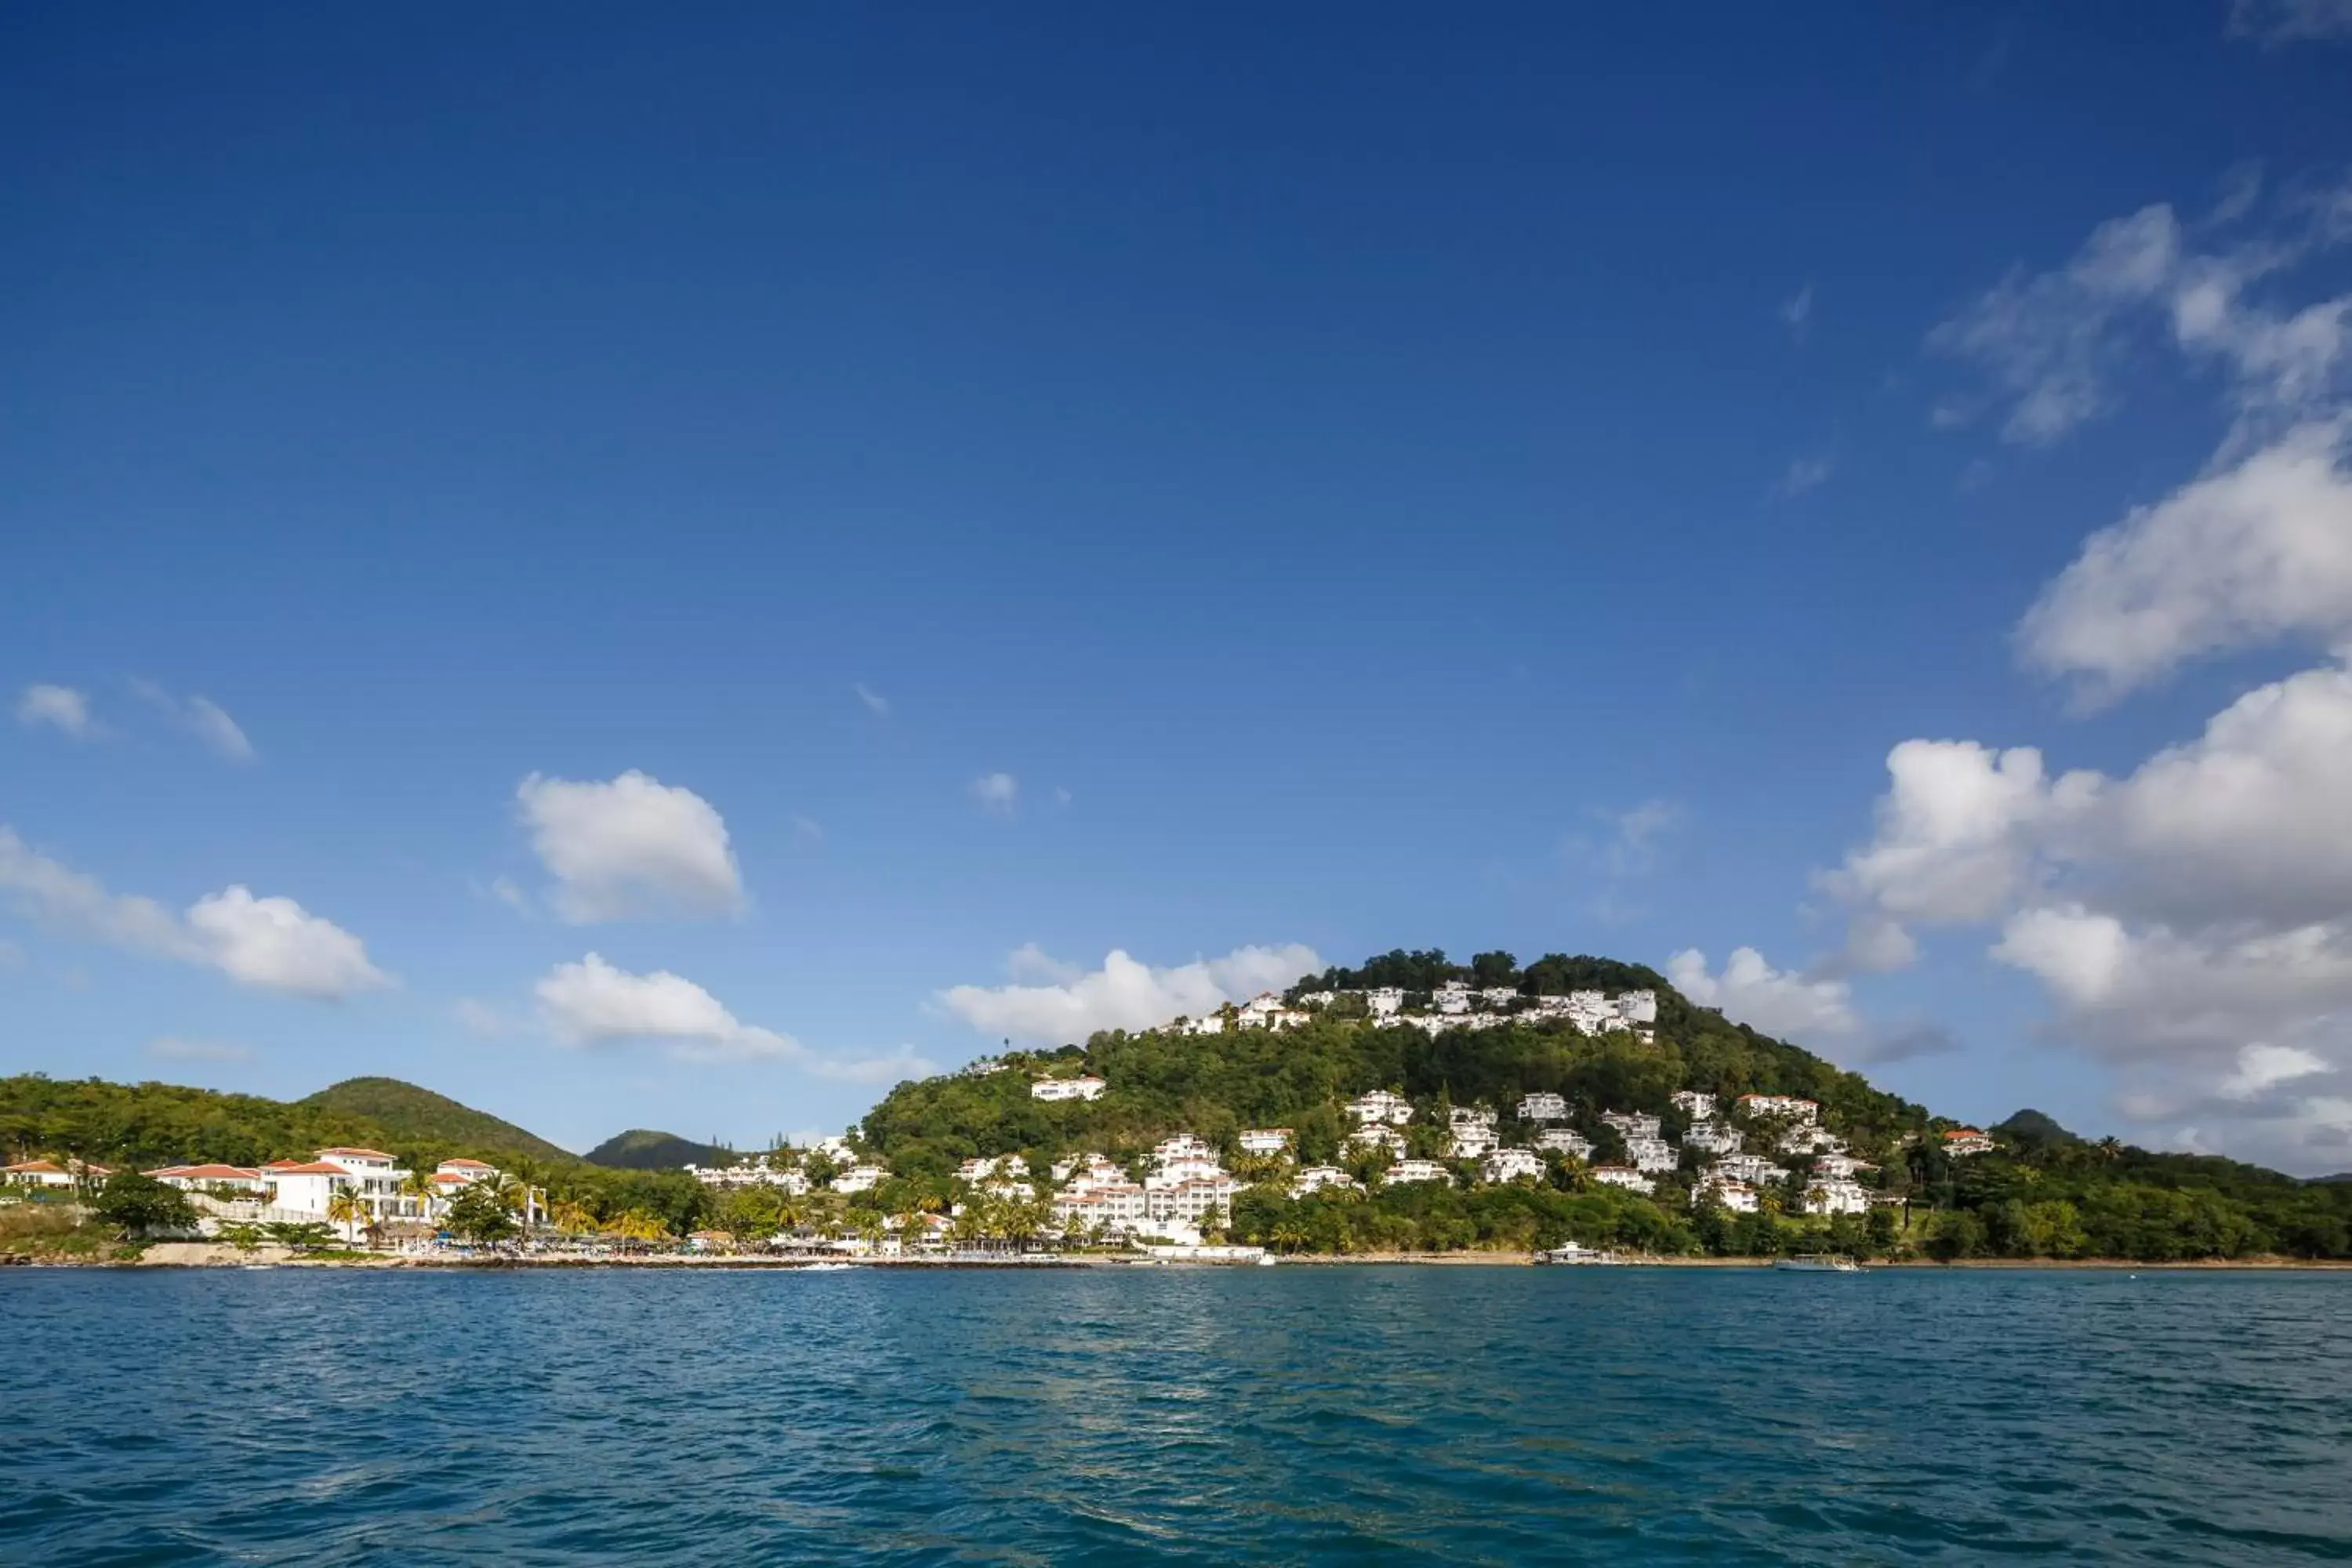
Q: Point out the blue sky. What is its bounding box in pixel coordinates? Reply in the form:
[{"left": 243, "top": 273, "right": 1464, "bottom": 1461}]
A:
[{"left": 8, "top": 3, "right": 2352, "bottom": 1168}]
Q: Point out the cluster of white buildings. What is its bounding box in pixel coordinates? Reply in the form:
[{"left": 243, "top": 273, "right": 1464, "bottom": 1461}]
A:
[
  {"left": 686, "top": 1135, "right": 890, "bottom": 1196},
  {"left": 5, "top": 1147, "right": 516, "bottom": 1232},
  {"left": 1029, "top": 1075, "right": 1108, "bottom": 1102},
  {"left": 1045, "top": 1134, "right": 1243, "bottom": 1243},
  {"left": 1164, "top": 984, "right": 1661, "bottom": 1041}
]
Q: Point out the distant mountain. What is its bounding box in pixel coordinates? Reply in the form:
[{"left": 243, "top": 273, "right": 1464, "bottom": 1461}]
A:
[
  {"left": 299, "top": 1077, "right": 576, "bottom": 1165},
  {"left": 1993, "top": 1109, "right": 2082, "bottom": 1147},
  {"left": 583, "top": 1128, "right": 732, "bottom": 1170}
]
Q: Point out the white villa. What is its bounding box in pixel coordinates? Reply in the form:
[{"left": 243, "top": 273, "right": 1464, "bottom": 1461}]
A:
[
  {"left": 1810, "top": 1152, "right": 1878, "bottom": 1181},
  {"left": 1738, "top": 1094, "right": 1819, "bottom": 1123},
  {"left": 688, "top": 1152, "right": 811, "bottom": 1193},
  {"left": 1601, "top": 1111, "right": 1661, "bottom": 1142},
  {"left": 1031, "top": 1076, "right": 1108, "bottom": 1103},
  {"left": 2, "top": 1160, "right": 88, "bottom": 1189},
  {"left": 1535, "top": 1128, "right": 1595, "bottom": 1159},
  {"left": 1624, "top": 1137, "right": 1679, "bottom": 1174},
  {"left": 1238, "top": 1128, "right": 1294, "bottom": 1157},
  {"left": 1588, "top": 1165, "right": 1655, "bottom": 1194},
  {"left": 1711, "top": 1152, "right": 1788, "bottom": 1186},
  {"left": 1383, "top": 1159, "right": 1452, "bottom": 1186},
  {"left": 1804, "top": 1180, "right": 1871, "bottom": 1217},
  {"left": 1345, "top": 1125, "right": 1407, "bottom": 1157},
  {"left": 1693, "top": 1176, "right": 1759, "bottom": 1213},
  {"left": 1053, "top": 1152, "right": 1127, "bottom": 1189},
  {"left": 1779, "top": 1124, "right": 1848, "bottom": 1156},
  {"left": 1235, "top": 993, "right": 1311, "bottom": 1031},
  {"left": 1518, "top": 1092, "right": 1568, "bottom": 1122},
  {"left": 1054, "top": 1182, "right": 1149, "bottom": 1232},
  {"left": 144, "top": 1163, "right": 267, "bottom": 1194},
  {"left": 833, "top": 1163, "right": 890, "bottom": 1195},
  {"left": 956, "top": 1155, "right": 1035, "bottom": 1200},
  {"left": 1290, "top": 1165, "right": 1361, "bottom": 1198},
  {"left": 1449, "top": 1107, "right": 1498, "bottom": 1131},
  {"left": 1450, "top": 1126, "right": 1500, "bottom": 1159},
  {"left": 1943, "top": 1128, "right": 1998, "bottom": 1156},
  {"left": 1349, "top": 1091, "right": 1414, "bottom": 1126},
  {"left": 1683, "top": 1121, "right": 1743, "bottom": 1156},
  {"left": 1481, "top": 1147, "right": 1546, "bottom": 1183},
  {"left": 1365, "top": 987, "right": 1406, "bottom": 1017},
  {"left": 1671, "top": 1091, "right": 1717, "bottom": 1119}
]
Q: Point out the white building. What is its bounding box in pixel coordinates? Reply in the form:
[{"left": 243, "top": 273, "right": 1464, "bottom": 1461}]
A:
[
  {"left": 1518, "top": 1092, "right": 1569, "bottom": 1123},
  {"left": 1804, "top": 1180, "right": 1871, "bottom": 1216},
  {"left": 1624, "top": 1137, "right": 1679, "bottom": 1174},
  {"left": 1236, "top": 993, "right": 1310, "bottom": 1031},
  {"left": 1290, "top": 1165, "right": 1362, "bottom": 1198},
  {"left": 1737, "top": 1094, "right": 1820, "bottom": 1124},
  {"left": 1365, "top": 988, "right": 1406, "bottom": 1018},
  {"left": 1434, "top": 980, "right": 1472, "bottom": 1014},
  {"left": 1481, "top": 1147, "right": 1547, "bottom": 1184},
  {"left": 1054, "top": 1181, "right": 1149, "bottom": 1234},
  {"left": 1383, "top": 1160, "right": 1452, "bottom": 1186},
  {"left": 1450, "top": 1127, "right": 1500, "bottom": 1159},
  {"left": 1683, "top": 1121, "right": 1743, "bottom": 1156},
  {"left": 2, "top": 1160, "right": 79, "bottom": 1189},
  {"left": 1779, "top": 1124, "right": 1847, "bottom": 1156},
  {"left": 1692, "top": 1177, "right": 1759, "bottom": 1214},
  {"left": 1535, "top": 1128, "right": 1595, "bottom": 1159},
  {"left": 1942, "top": 1128, "right": 1998, "bottom": 1157},
  {"left": 1601, "top": 1111, "right": 1661, "bottom": 1142},
  {"left": 1588, "top": 1166, "right": 1655, "bottom": 1195},
  {"left": 1449, "top": 1106, "right": 1498, "bottom": 1131},
  {"left": 1480, "top": 986, "right": 1522, "bottom": 1009},
  {"left": 1345, "top": 1124, "right": 1406, "bottom": 1157},
  {"left": 144, "top": 1163, "right": 267, "bottom": 1195},
  {"left": 1053, "top": 1152, "right": 1127, "bottom": 1190},
  {"left": 1030, "top": 1076, "right": 1108, "bottom": 1102},
  {"left": 1617, "top": 990, "right": 1659, "bottom": 1025},
  {"left": 1671, "top": 1091, "right": 1717, "bottom": 1119},
  {"left": 1147, "top": 1175, "right": 1240, "bottom": 1229},
  {"left": 1238, "top": 1128, "right": 1294, "bottom": 1157},
  {"left": 833, "top": 1163, "right": 890, "bottom": 1195},
  {"left": 1810, "top": 1152, "right": 1877, "bottom": 1181},
  {"left": 1711, "top": 1153, "right": 1788, "bottom": 1186},
  {"left": 1348, "top": 1091, "right": 1414, "bottom": 1126},
  {"left": 1178, "top": 1011, "right": 1227, "bottom": 1036},
  {"left": 258, "top": 1159, "right": 357, "bottom": 1220},
  {"left": 961, "top": 1058, "right": 1010, "bottom": 1076}
]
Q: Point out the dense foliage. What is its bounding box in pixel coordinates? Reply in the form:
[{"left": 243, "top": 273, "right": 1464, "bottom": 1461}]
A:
[
  {"left": 858, "top": 951, "right": 2352, "bottom": 1261},
  {"left": 583, "top": 1129, "right": 735, "bottom": 1170},
  {"left": 298, "top": 1077, "right": 576, "bottom": 1165}
]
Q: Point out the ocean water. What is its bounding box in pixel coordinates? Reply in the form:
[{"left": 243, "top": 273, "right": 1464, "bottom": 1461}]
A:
[{"left": 2, "top": 1267, "right": 2348, "bottom": 1565}]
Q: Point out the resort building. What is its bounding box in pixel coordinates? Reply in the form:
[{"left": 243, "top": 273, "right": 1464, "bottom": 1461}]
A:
[
  {"left": 1737, "top": 1094, "right": 1820, "bottom": 1124},
  {"left": 1449, "top": 1106, "right": 1498, "bottom": 1131},
  {"left": 1535, "top": 1128, "right": 1595, "bottom": 1160},
  {"left": 259, "top": 1160, "right": 359, "bottom": 1220},
  {"left": 1810, "top": 1152, "right": 1877, "bottom": 1181},
  {"left": 1449, "top": 1126, "right": 1500, "bottom": 1160},
  {"left": 1803, "top": 1180, "right": 1871, "bottom": 1217},
  {"left": 1942, "top": 1128, "right": 1998, "bottom": 1157},
  {"left": 1054, "top": 1182, "right": 1149, "bottom": 1233},
  {"left": 1624, "top": 1137, "right": 1679, "bottom": 1174},
  {"left": 1778, "top": 1124, "right": 1847, "bottom": 1156},
  {"left": 1711, "top": 1153, "right": 1788, "bottom": 1186},
  {"left": 1683, "top": 1121, "right": 1743, "bottom": 1156},
  {"left": 1434, "top": 981, "right": 1473, "bottom": 1015},
  {"left": 956, "top": 1155, "right": 1035, "bottom": 1200},
  {"left": 1588, "top": 1166, "right": 1655, "bottom": 1195},
  {"left": 1290, "top": 1165, "right": 1361, "bottom": 1199},
  {"left": 1480, "top": 986, "right": 1522, "bottom": 1009},
  {"left": 1365, "top": 988, "right": 1406, "bottom": 1018},
  {"left": 1692, "top": 1175, "right": 1759, "bottom": 1213},
  {"left": 1178, "top": 1011, "right": 1226, "bottom": 1035},
  {"left": 1237, "top": 1128, "right": 1294, "bottom": 1157},
  {"left": 1481, "top": 1147, "right": 1547, "bottom": 1184},
  {"left": 1671, "top": 1091, "right": 1717, "bottom": 1119},
  {"left": 1052, "top": 1152, "right": 1127, "bottom": 1190},
  {"left": 143, "top": 1164, "right": 267, "bottom": 1194},
  {"left": 1345, "top": 1125, "right": 1406, "bottom": 1158},
  {"left": 1517, "top": 1092, "right": 1568, "bottom": 1123},
  {"left": 1383, "top": 1160, "right": 1453, "bottom": 1186},
  {"left": 1235, "top": 993, "right": 1310, "bottom": 1031},
  {"left": 434, "top": 1158, "right": 497, "bottom": 1185},
  {"left": 2, "top": 1160, "right": 81, "bottom": 1189},
  {"left": 832, "top": 1163, "right": 890, "bottom": 1195},
  {"left": 1348, "top": 1091, "right": 1414, "bottom": 1126},
  {"left": 1147, "top": 1176, "right": 1240, "bottom": 1229},
  {"left": 1600, "top": 1111, "right": 1661, "bottom": 1142},
  {"left": 1030, "top": 1076, "right": 1108, "bottom": 1102}
]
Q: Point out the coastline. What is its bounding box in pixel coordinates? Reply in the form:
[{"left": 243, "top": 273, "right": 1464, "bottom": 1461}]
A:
[{"left": 9, "top": 1243, "right": 2351, "bottom": 1272}]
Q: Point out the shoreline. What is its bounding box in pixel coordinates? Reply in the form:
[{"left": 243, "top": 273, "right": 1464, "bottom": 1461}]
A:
[{"left": 9, "top": 1243, "right": 2352, "bottom": 1272}]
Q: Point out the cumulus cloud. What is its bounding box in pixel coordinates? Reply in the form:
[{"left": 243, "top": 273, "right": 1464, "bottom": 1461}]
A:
[
  {"left": 1928, "top": 189, "right": 2351, "bottom": 447},
  {"left": 0, "top": 827, "right": 389, "bottom": 999},
  {"left": 148, "top": 1036, "right": 255, "bottom": 1064},
  {"left": 130, "top": 681, "right": 255, "bottom": 760},
  {"left": 969, "top": 772, "right": 1018, "bottom": 814},
  {"left": 941, "top": 943, "right": 1323, "bottom": 1044},
  {"left": 535, "top": 953, "right": 928, "bottom": 1081},
  {"left": 2017, "top": 419, "right": 2352, "bottom": 700},
  {"left": 2227, "top": 0, "right": 2352, "bottom": 43},
  {"left": 1666, "top": 947, "right": 1859, "bottom": 1046},
  {"left": 517, "top": 771, "right": 746, "bottom": 924},
  {"left": 15, "top": 684, "right": 93, "bottom": 739}
]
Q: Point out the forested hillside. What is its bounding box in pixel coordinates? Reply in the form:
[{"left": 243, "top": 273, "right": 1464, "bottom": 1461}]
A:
[
  {"left": 299, "top": 1077, "right": 576, "bottom": 1164},
  {"left": 584, "top": 1129, "right": 734, "bottom": 1170}
]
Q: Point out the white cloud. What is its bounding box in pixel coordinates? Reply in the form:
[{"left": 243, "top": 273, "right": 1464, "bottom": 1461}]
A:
[
  {"left": 2016, "top": 419, "right": 2352, "bottom": 700},
  {"left": 16, "top": 684, "right": 93, "bottom": 738},
  {"left": 1781, "top": 283, "right": 1814, "bottom": 340},
  {"left": 969, "top": 772, "right": 1018, "bottom": 814},
  {"left": 1006, "top": 942, "right": 1083, "bottom": 985},
  {"left": 183, "top": 887, "right": 392, "bottom": 999},
  {"left": 941, "top": 942, "right": 1323, "bottom": 1044},
  {"left": 1773, "top": 455, "right": 1835, "bottom": 497},
  {"left": 1665, "top": 947, "right": 1859, "bottom": 1046},
  {"left": 2219, "top": 1043, "right": 2330, "bottom": 1100},
  {"left": 454, "top": 998, "right": 517, "bottom": 1037},
  {"left": 0, "top": 827, "right": 388, "bottom": 1000},
  {"left": 148, "top": 1036, "right": 254, "bottom": 1064},
  {"left": 854, "top": 682, "right": 891, "bottom": 717},
  {"left": 129, "top": 681, "right": 256, "bottom": 760},
  {"left": 534, "top": 953, "right": 929, "bottom": 1081},
  {"left": 516, "top": 771, "right": 746, "bottom": 924},
  {"left": 790, "top": 814, "right": 826, "bottom": 846},
  {"left": 2228, "top": 0, "right": 2352, "bottom": 43},
  {"left": 1595, "top": 800, "right": 1679, "bottom": 877}
]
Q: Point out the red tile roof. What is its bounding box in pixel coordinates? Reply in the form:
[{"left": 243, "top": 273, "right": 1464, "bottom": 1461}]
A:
[
  {"left": 437, "top": 1159, "right": 495, "bottom": 1170},
  {"left": 266, "top": 1161, "right": 350, "bottom": 1176},
  {"left": 3, "top": 1160, "right": 67, "bottom": 1175},
  {"left": 316, "top": 1147, "right": 396, "bottom": 1160}
]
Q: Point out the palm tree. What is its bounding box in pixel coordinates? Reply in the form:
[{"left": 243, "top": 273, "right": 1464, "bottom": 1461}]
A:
[
  {"left": 397, "top": 1167, "right": 438, "bottom": 1223},
  {"left": 1270, "top": 1222, "right": 1308, "bottom": 1254},
  {"left": 550, "top": 1200, "right": 596, "bottom": 1235},
  {"left": 326, "top": 1186, "right": 370, "bottom": 1246}
]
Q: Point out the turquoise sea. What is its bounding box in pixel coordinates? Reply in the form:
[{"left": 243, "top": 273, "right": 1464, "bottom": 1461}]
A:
[{"left": 2, "top": 1266, "right": 2347, "bottom": 1565}]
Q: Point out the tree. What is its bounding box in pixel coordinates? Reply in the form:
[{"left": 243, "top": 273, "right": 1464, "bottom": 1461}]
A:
[
  {"left": 445, "top": 1181, "right": 521, "bottom": 1245},
  {"left": 92, "top": 1171, "right": 197, "bottom": 1238},
  {"left": 326, "top": 1188, "right": 372, "bottom": 1246},
  {"left": 398, "top": 1167, "right": 439, "bottom": 1220}
]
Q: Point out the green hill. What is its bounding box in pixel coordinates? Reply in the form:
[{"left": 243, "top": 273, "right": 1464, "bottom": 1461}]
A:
[
  {"left": 299, "top": 1077, "right": 577, "bottom": 1166},
  {"left": 583, "top": 1128, "right": 733, "bottom": 1170}
]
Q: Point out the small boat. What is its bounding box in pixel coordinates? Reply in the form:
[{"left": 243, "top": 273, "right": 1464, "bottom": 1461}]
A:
[
  {"left": 800, "top": 1260, "right": 857, "bottom": 1272},
  {"left": 1775, "top": 1254, "right": 1864, "bottom": 1273},
  {"left": 1254, "top": 1253, "right": 1280, "bottom": 1267},
  {"left": 1534, "top": 1243, "right": 1624, "bottom": 1266}
]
